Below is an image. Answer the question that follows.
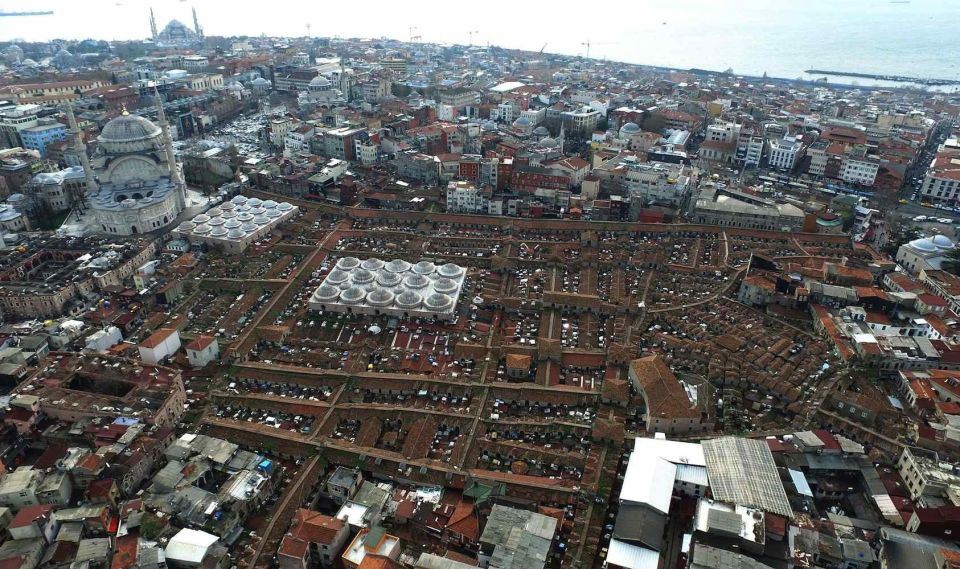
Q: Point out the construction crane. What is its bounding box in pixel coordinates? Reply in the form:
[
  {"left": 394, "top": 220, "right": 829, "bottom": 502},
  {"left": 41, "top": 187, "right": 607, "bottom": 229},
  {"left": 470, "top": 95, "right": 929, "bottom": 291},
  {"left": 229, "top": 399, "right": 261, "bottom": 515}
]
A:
[
  {"left": 408, "top": 26, "right": 419, "bottom": 43},
  {"left": 580, "top": 40, "right": 616, "bottom": 59},
  {"left": 0, "top": 10, "right": 54, "bottom": 17},
  {"left": 467, "top": 30, "right": 478, "bottom": 46}
]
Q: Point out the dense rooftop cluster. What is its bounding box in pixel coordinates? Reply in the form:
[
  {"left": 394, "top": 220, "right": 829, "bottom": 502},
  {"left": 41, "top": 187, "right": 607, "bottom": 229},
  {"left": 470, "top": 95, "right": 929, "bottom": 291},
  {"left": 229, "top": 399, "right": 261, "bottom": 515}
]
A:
[{"left": 1, "top": 16, "right": 960, "bottom": 569}]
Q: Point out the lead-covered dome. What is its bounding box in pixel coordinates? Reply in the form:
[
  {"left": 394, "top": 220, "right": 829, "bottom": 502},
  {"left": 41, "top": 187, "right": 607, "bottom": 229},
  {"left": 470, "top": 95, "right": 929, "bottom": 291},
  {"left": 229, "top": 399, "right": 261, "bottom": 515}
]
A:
[
  {"left": 337, "top": 257, "right": 360, "bottom": 270},
  {"left": 396, "top": 290, "right": 423, "bottom": 309},
  {"left": 340, "top": 286, "right": 365, "bottom": 304},
  {"left": 98, "top": 113, "right": 162, "bottom": 152},
  {"left": 932, "top": 235, "right": 955, "bottom": 249},
  {"left": 438, "top": 263, "right": 464, "bottom": 278}
]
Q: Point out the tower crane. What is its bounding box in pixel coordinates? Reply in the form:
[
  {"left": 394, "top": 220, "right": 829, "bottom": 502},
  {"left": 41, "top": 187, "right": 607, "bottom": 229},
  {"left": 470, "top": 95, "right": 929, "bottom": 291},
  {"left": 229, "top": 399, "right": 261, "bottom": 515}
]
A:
[
  {"left": 580, "top": 40, "right": 616, "bottom": 59},
  {"left": 468, "top": 30, "right": 479, "bottom": 46}
]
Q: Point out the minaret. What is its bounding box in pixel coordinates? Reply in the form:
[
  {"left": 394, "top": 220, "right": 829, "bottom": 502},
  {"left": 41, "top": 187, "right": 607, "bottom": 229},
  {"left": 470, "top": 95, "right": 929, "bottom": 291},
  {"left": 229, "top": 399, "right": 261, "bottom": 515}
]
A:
[
  {"left": 149, "top": 7, "right": 158, "bottom": 42},
  {"left": 64, "top": 102, "right": 97, "bottom": 193},
  {"left": 192, "top": 6, "right": 203, "bottom": 38},
  {"left": 154, "top": 89, "right": 186, "bottom": 210},
  {"left": 558, "top": 121, "right": 566, "bottom": 152}
]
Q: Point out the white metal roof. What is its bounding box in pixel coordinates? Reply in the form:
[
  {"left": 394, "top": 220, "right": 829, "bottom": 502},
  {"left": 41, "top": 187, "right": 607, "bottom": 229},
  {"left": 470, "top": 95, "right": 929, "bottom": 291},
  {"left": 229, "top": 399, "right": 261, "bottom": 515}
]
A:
[
  {"left": 165, "top": 529, "right": 218, "bottom": 564},
  {"left": 788, "top": 468, "right": 813, "bottom": 497},
  {"left": 620, "top": 456, "right": 676, "bottom": 514},
  {"left": 632, "top": 437, "right": 705, "bottom": 466},
  {"left": 621, "top": 438, "right": 708, "bottom": 514},
  {"left": 606, "top": 539, "right": 660, "bottom": 569}
]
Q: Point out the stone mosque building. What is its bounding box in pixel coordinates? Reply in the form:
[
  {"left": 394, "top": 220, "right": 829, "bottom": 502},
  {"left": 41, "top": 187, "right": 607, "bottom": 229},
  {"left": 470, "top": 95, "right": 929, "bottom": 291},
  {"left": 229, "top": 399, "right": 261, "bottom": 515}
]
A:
[{"left": 74, "top": 91, "right": 187, "bottom": 235}]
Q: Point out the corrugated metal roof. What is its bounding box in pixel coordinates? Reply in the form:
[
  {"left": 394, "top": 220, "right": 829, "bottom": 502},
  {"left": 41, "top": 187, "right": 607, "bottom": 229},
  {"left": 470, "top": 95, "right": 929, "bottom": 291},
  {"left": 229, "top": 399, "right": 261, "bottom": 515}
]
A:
[
  {"left": 703, "top": 437, "right": 793, "bottom": 518},
  {"left": 675, "top": 464, "right": 709, "bottom": 487}
]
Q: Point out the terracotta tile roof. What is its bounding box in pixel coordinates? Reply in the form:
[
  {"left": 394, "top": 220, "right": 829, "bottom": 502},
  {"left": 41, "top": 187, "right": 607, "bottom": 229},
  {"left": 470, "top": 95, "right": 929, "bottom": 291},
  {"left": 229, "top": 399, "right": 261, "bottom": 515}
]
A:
[
  {"left": 358, "top": 554, "right": 404, "bottom": 569},
  {"left": 185, "top": 335, "right": 216, "bottom": 351},
  {"left": 630, "top": 354, "right": 699, "bottom": 419},
  {"left": 505, "top": 353, "right": 532, "bottom": 370},
  {"left": 402, "top": 417, "right": 437, "bottom": 460},
  {"left": 288, "top": 508, "right": 345, "bottom": 545},
  {"left": 445, "top": 500, "right": 479, "bottom": 541},
  {"left": 139, "top": 328, "right": 177, "bottom": 349},
  {"left": 601, "top": 378, "right": 629, "bottom": 404},
  {"left": 10, "top": 504, "right": 53, "bottom": 528}
]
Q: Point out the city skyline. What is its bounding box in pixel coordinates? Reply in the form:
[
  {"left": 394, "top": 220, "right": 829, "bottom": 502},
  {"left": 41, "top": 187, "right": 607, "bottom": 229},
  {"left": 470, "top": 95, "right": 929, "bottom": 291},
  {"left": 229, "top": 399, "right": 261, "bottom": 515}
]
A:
[{"left": 3, "top": 0, "right": 960, "bottom": 81}]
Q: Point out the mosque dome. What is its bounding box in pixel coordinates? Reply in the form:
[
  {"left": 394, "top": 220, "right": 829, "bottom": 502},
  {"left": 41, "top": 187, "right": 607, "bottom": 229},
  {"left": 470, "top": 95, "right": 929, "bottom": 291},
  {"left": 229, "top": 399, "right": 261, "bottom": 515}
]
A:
[
  {"left": 309, "top": 75, "right": 332, "bottom": 90},
  {"left": 99, "top": 113, "right": 162, "bottom": 144},
  {"left": 538, "top": 137, "right": 557, "bottom": 148},
  {"left": 932, "top": 235, "right": 955, "bottom": 249},
  {"left": 910, "top": 238, "right": 937, "bottom": 253}
]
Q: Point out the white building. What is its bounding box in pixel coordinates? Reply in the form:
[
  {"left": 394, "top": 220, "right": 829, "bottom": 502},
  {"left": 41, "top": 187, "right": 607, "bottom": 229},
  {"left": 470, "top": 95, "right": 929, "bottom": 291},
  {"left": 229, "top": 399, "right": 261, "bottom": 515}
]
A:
[
  {"left": 738, "top": 134, "right": 765, "bottom": 168},
  {"left": 446, "top": 180, "right": 489, "bottom": 214},
  {"left": 767, "top": 135, "right": 804, "bottom": 171},
  {"left": 309, "top": 257, "right": 467, "bottom": 322},
  {"left": 269, "top": 117, "right": 294, "bottom": 147},
  {"left": 284, "top": 125, "right": 315, "bottom": 158},
  {"left": 897, "top": 447, "right": 960, "bottom": 504},
  {"left": 84, "top": 326, "right": 122, "bottom": 353},
  {"left": 691, "top": 184, "right": 805, "bottom": 232},
  {"left": 706, "top": 121, "right": 740, "bottom": 144},
  {"left": 26, "top": 166, "right": 87, "bottom": 214},
  {"left": 920, "top": 153, "right": 960, "bottom": 204},
  {"left": 166, "top": 528, "right": 220, "bottom": 568},
  {"left": 841, "top": 155, "right": 881, "bottom": 187},
  {"left": 0, "top": 467, "right": 43, "bottom": 510},
  {"left": 185, "top": 335, "right": 219, "bottom": 368},
  {"left": 138, "top": 327, "right": 181, "bottom": 365}
]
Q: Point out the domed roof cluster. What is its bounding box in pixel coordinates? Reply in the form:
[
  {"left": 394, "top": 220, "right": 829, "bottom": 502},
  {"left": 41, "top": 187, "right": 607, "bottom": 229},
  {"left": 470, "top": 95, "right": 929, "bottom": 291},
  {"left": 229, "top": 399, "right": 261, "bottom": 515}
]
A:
[
  {"left": 620, "top": 121, "right": 641, "bottom": 134},
  {"left": 308, "top": 257, "right": 468, "bottom": 319},
  {"left": 174, "top": 197, "right": 299, "bottom": 251},
  {"left": 909, "top": 235, "right": 956, "bottom": 253}
]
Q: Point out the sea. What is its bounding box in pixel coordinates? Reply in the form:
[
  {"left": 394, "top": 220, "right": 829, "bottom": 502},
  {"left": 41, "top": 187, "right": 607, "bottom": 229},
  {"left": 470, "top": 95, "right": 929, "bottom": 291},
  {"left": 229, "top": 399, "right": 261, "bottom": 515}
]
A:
[{"left": 3, "top": 0, "right": 960, "bottom": 91}]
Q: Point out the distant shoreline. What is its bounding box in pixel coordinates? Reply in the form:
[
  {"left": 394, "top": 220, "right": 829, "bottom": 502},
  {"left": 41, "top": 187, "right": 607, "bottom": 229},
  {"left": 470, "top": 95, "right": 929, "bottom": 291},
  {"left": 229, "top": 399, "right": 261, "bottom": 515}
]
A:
[{"left": 805, "top": 68, "right": 959, "bottom": 87}]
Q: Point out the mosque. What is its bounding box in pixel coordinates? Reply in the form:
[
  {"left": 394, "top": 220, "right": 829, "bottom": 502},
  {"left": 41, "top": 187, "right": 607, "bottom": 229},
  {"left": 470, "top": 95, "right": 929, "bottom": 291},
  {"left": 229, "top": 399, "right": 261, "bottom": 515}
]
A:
[{"left": 68, "top": 92, "right": 187, "bottom": 236}]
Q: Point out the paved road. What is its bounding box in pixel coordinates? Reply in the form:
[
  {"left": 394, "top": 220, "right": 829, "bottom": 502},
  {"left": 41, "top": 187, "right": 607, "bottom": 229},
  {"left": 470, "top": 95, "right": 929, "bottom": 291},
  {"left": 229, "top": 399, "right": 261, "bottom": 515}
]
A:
[{"left": 894, "top": 202, "right": 960, "bottom": 220}]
